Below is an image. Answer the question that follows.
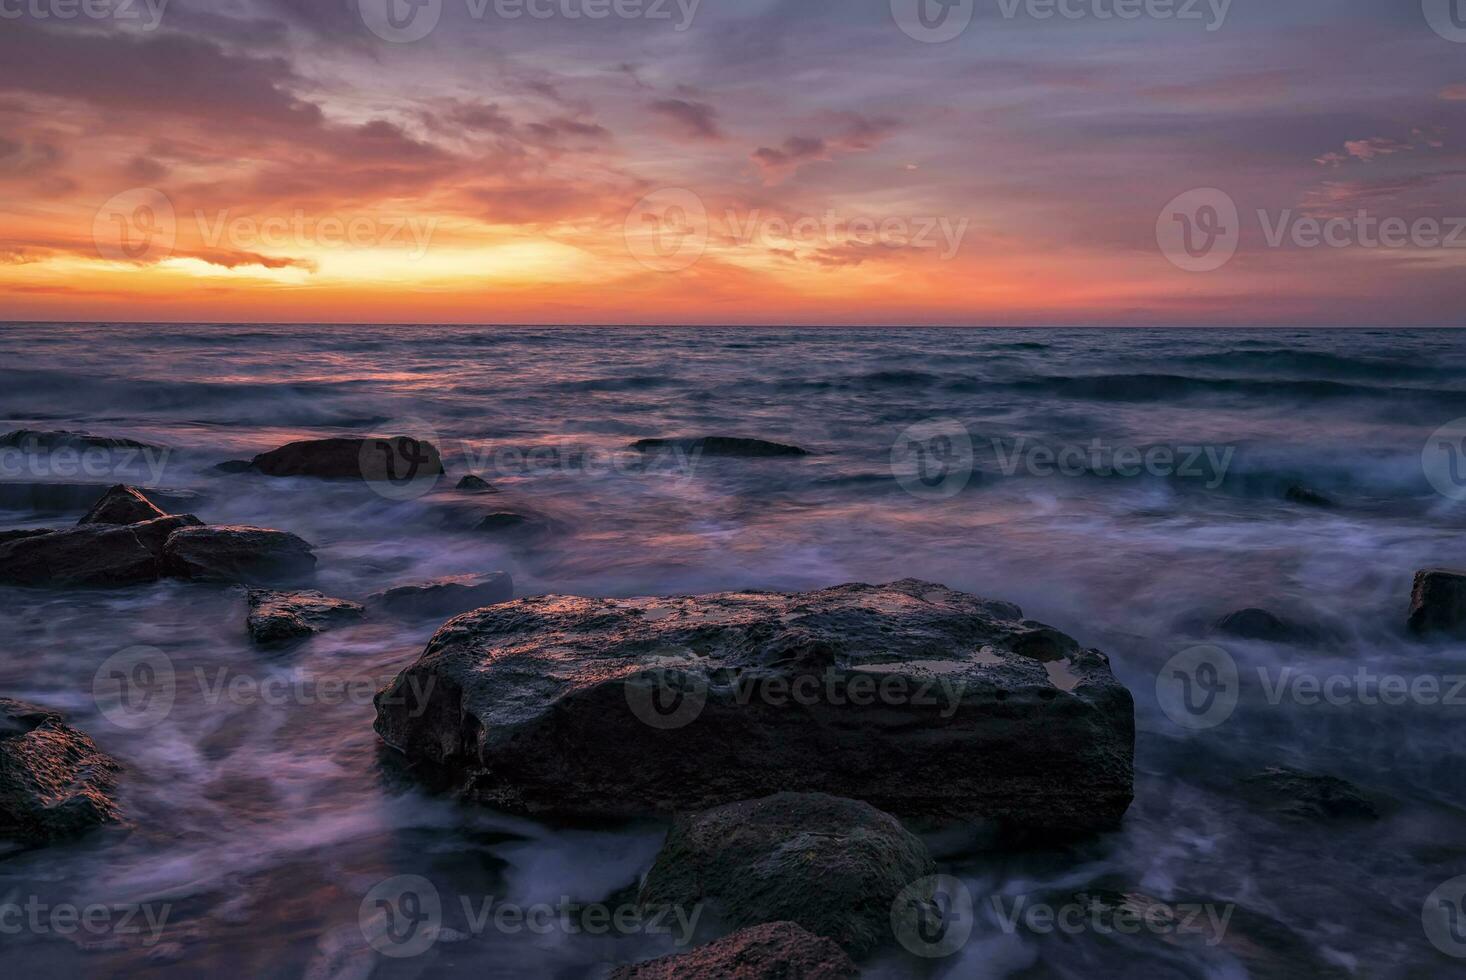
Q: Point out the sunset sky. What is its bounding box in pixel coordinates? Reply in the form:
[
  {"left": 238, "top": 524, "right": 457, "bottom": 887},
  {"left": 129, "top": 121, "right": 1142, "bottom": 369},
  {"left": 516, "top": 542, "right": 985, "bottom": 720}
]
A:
[{"left": 2, "top": 0, "right": 1464, "bottom": 325}]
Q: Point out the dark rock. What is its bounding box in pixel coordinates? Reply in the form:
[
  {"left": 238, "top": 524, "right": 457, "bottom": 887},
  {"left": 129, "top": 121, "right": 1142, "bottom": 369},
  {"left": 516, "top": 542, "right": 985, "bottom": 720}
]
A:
[
  {"left": 213, "top": 460, "right": 255, "bottom": 474},
  {"left": 475, "top": 512, "right": 532, "bottom": 534},
  {"left": 1408, "top": 569, "right": 1466, "bottom": 637},
  {"left": 373, "top": 579, "right": 1136, "bottom": 831},
  {"left": 0, "top": 529, "right": 55, "bottom": 544},
  {"left": 609, "top": 922, "right": 858, "bottom": 980},
  {"left": 1284, "top": 484, "right": 1334, "bottom": 508},
  {"left": 369, "top": 573, "right": 514, "bottom": 620},
  {"left": 641, "top": 793, "right": 933, "bottom": 955},
  {"left": 0, "top": 429, "right": 158, "bottom": 451},
  {"left": 0, "top": 698, "right": 121, "bottom": 845},
  {"left": 1238, "top": 768, "right": 1379, "bottom": 822},
  {"left": 0, "top": 515, "right": 202, "bottom": 587},
  {"left": 456, "top": 475, "right": 498, "bottom": 494},
  {"left": 77, "top": 485, "right": 167, "bottom": 526},
  {"left": 163, "top": 525, "right": 317, "bottom": 584},
  {"left": 1212, "top": 608, "right": 1317, "bottom": 644},
  {"left": 247, "top": 589, "right": 364, "bottom": 647},
  {"left": 630, "top": 437, "right": 811, "bottom": 458},
  {"left": 249, "top": 437, "right": 445, "bottom": 482}
]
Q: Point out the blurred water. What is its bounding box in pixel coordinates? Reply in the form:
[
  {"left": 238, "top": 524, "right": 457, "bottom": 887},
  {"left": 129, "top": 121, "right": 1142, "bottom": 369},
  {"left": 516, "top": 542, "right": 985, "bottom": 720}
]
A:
[{"left": 1, "top": 324, "right": 1464, "bottom": 977}]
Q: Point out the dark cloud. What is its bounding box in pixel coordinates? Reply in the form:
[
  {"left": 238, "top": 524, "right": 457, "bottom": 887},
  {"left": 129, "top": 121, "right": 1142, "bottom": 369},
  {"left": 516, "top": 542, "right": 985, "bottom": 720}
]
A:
[{"left": 649, "top": 99, "right": 723, "bottom": 140}]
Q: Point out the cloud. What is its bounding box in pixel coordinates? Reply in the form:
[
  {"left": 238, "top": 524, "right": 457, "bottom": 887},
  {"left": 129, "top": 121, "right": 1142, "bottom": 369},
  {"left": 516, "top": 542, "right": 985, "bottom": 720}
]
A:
[
  {"left": 649, "top": 99, "right": 724, "bottom": 141},
  {"left": 751, "top": 114, "right": 899, "bottom": 181},
  {"left": 1442, "top": 84, "right": 1466, "bottom": 101}
]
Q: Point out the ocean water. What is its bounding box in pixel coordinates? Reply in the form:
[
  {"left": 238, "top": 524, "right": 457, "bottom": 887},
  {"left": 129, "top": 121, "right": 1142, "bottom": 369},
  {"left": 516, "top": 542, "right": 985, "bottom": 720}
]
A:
[{"left": 2, "top": 323, "right": 1465, "bottom": 977}]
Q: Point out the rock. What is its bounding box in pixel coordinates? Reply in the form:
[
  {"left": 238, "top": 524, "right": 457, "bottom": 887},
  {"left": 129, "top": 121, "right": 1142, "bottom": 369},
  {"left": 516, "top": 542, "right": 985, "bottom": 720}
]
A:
[
  {"left": 0, "top": 698, "right": 121, "bottom": 845},
  {"left": 641, "top": 793, "right": 933, "bottom": 955},
  {"left": 77, "top": 485, "right": 167, "bottom": 526},
  {"left": 630, "top": 437, "right": 810, "bottom": 458},
  {"left": 475, "top": 512, "right": 534, "bottom": 534},
  {"left": 1238, "top": 768, "right": 1379, "bottom": 822},
  {"left": 1408, "top": 569, "right": 1466, "bottom": 637},
  {"left": 0, "top": 515, "right": 202, "bottom": 587},
  {"left": 1211, "top": 608, "right": 1317, "bottom": 644},
  {"left": 373, "top": 579, "right": 1136, "bottom": 831},
  {"left": 163, "top": 525, "right": 317, "bottom": 584},
  {"left": 0, "top": 482, "right": 200, "bottom": 515},
  {"left": 456, "top": 475, "right": 497, "bottom": 494},
  {"left": 247, "top": 589, "right": 364, "bottom": 647},
  {"left": 609, "top": 922, "right": 858, "bottom": 980},
  {"left": 0, "top": 529, "right": 55, "bottom": 544},
  {"left": 0, "top": 429, "right": 158, "bottom": 451},
  {"left": 213, "top": 460, "right": 254, "bottom": 474},
  {"left": 248, "top": 437, "right": 446, "bottom": 481},
  {"left": 369, "top": 573, "right": 514, "bottom": 620},
  {"left": 1284, "top": 484, "right": 1334, "bottom": 508}
]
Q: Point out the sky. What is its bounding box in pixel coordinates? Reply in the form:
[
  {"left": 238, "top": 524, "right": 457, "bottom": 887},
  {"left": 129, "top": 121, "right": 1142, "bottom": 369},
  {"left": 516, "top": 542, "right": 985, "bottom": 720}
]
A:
[{"left": 1, "top": 0, "right": 1464, "bottom": 326}]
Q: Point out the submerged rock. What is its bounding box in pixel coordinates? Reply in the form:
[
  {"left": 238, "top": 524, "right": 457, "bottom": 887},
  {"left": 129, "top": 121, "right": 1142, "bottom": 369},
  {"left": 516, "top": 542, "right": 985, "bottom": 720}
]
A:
[
  {"left": 456, "top": 475, "right": 498, "bottom": 494},
  {"left": 0, "top": 698, "right": 121, "bottom": 845},
  {"left": 247, "top": 589, "right": 364, "bottom": 647},
  {"left": 641, "top": 793, "right": 933, "bottom": 955},
  {"left": 630, "top": 436, "right": 811, "bottom": 458},
  {"left": 1211, "top": 608, "right": 1318, "bottom": 645},
  {"left": 0, "top": 515, "right": 202, "bottom": 587},
  {"left": 474, "top": 512, "right": 535, "bottom": 534},
  {"left": 247, "top": 437, "right": 446, "bottom": 481},
  {"left": 1408, "top": 569, "right": 1466, "bottom": 637},
  {"left": 1284, "top": 484, "right": 1335, "bottom": 508},
  {"left": 609, "top": 922, "right": 858, "bottom": 980},
  {"left": 1238, "top": 768, "right": 1379, "bottom": 822},
  {"left": 163, "top": 525, "right": 317, "bottom": 584},
  {"left": 373, "top": 579, "right": 1135, "bottom": 831},
  {"left": 77, "top": 485, "right": 167, "bottom": 526},
  {"left": 369, "top": 573, "right": 514, "bottom": 620}
]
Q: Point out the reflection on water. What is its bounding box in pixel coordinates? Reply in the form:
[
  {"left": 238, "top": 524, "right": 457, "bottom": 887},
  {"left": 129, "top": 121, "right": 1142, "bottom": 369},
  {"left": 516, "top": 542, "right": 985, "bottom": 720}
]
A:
[{"left": 2, "top": 325, "right": 1466, "bottom": 976}]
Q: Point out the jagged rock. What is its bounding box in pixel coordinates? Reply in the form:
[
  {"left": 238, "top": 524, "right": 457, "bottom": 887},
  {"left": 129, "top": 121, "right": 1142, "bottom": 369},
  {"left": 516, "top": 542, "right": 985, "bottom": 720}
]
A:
[
  {"left": 373, "top": 580, "right": 1136, "bottom": 831},
  {"left": 630, "top": 437, "right": 810, "bottom": 458},
  {"left": 0, "top": 515, "right": 202, "bottom": 587},
  {"left": 609, "top": 922, "right": 858, "bottom": 980},
  {"left": 1408, "top": 569, "right": 1466, "bottom": 637},
  {"left": 368, "top": 573, "right": 514, "bottom": 620},
  {"left": 0, "top": 429, "right": 158, "bottom": 451},
  {"left": 77, "top": 485, "right": 167, "bottom": 526},
  {"left": 247, "top": 437, "right": 445, "bottom": 481},
  {"left": 163, "top": 525, "right": 316, "bottom": 584},
  {"left": 247, "top": 589, "right": 364, "bottom": 647},
  {"left": 1212, "top": 608, "right": 1318, "bottom": 644},
  {"left": 0, "top": 698, "right": 121, "bottom": 845},
  {"left": 641, "top": 793, "right": 933, "bottom": 955},
  {"left": 456, "top": 475, "right": 497, "bottom": 494},
  {"left": 1238, "top": 768, "right": 1379, "bottom": 822}
]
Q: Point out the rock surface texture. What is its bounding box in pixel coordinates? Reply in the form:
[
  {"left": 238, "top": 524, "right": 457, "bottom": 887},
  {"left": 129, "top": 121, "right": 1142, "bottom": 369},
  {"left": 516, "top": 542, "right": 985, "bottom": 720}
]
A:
[
  {"left": 0, "top": 698, "right": 121, "bottom": 845},
  {"left": 163, "top": 525, "right": 317, "bottom": 584},
  {"left": 247, "top": 437, "right": 445, "bottom": 481},
  {"left": 77, "top": 485, "right": 167, "bottom": 526},
  {"left": 247, "top": 589, "right": 364, "bottom": 647},
  {"left": 374, "top": 579, "right": 1135, "bottom": 831},
  {"left": 369, "top": 573, "right": 514, "bottom": 619},
  {"left": 1408, "top": 569, "right": 1466, "bottom": 636},
  {"left": 608, "top": 922, "right": 858, "bottom": 980},
  {"left": 0, "top": 515, "right": 202, "bottom": 587}
]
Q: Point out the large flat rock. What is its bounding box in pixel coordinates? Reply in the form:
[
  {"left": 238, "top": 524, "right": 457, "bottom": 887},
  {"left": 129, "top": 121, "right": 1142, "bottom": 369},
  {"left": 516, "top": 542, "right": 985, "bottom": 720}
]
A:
[
  {"left": 0, "top": 515, "right": 201, "bottom": 587},
  {"left": 374, "top": 580, "right": 1135, "bottom": 831}
]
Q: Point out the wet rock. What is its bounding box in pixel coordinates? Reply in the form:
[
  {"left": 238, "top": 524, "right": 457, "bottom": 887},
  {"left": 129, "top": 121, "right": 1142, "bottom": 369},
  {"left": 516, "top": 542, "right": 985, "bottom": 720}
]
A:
[
  {"left": 213, "top": 460, "right": 254, "bottom": 474},
  {"left": 641, "top": 793, "right": 933, "bottom": 955},
  {"left": 1284, "top": 484, "right": 1334, "bottom": 508},
  {"left": 369, "top": 573, "right": 514, "bottom": 620},
  {"left": 77, "top": 485, "right": 167, "bottom": 526},
  {"left": 163, "top": 525, "right": 317, "bottom": 584},
  {"left": 0, "top": 429, "right": 159, "bottom": 452},
  {"left": 1238, "top": 768, "right": 1379, "bottom": 822},
  {"left": 248, "top": 437, "right": 446, "bottom": 482},
  {"left": 0, "top": 515, "right": 202, "bottom": 587},
  {"left": 1211, "top": 608, "right": 1318, "bottom": 644},
  {"left": 247, "top": 589, "right": 364, "bottom": 647},
  {"left": 475, "top": 512, "right": 534, "bottom": 534},
  {"left": 373, "top": 579, "right": 1136, "bottom": 831},
  {"left": 0, "top": 698, "right": 121, "bottom": 845},
  {"left": 630, "top": 436, "right": 811, "bottom": 458},
  {"left": 0, "top": 529, "right": 55, "bottom": 544},
  {"left": 1408, "top": 569, "right": 1466, "bottom": 637},
  {"left": 609, "top": 922, "right": 858, "bottom": 980},
  {"left": 456, "top": 475, "right": 498, "bottom": 494}
]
